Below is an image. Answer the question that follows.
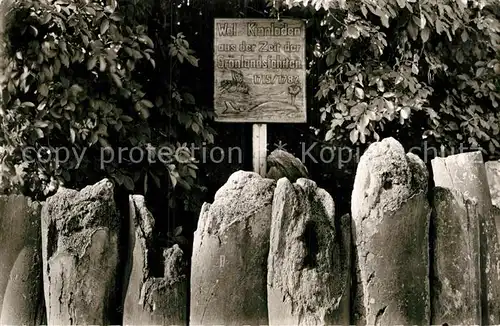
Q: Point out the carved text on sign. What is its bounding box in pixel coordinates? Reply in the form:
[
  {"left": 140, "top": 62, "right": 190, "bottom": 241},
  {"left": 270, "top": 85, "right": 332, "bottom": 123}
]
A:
[{"left": 214, "top": 19, "right": 307, "bottom": 123}]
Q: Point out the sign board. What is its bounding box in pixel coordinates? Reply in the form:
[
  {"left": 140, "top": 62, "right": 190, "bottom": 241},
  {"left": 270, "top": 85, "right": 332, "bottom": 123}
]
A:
[{"left": 213, "top": 18, "right": 307, "bottom": 123}]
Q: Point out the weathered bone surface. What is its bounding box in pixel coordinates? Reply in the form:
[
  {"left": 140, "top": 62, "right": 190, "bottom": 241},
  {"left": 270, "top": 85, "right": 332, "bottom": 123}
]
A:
[
  {"left": 268, "top": 178, "right": 350, "bottom": 325},
  {"left": 190, "top": 171, "right": 275, "bottom": 325},
  {"left": 486, "top": 160, "right": 500, "bottom": 237},
  {"left": 123, "top": 195, "right": 187, "bottom": 325},
  {"left": 486, "top": 161, "right": 500, "bottom": 208},
  {"left": 41, "top": 179, "right": 120, "bottom": 325},
  {"left": 352, "top": 137, "right": 430, "bottom": 325},
  {"left": 0, "top": 196, "right": 44, "bottom": 324},
  {"left": 266, "top": 149, "right": 309, "bottom": 182},
  {"left": 433, "top": 152, "right": 500, "bottom": 325},
  {"left": 430, "top": 187, "right": 481, "bottom": 325}
]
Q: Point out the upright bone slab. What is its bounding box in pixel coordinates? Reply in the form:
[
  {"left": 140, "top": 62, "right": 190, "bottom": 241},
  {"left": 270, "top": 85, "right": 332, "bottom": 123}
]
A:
[
  {"left": 432, "top": 152, "right": 500, "bottom": 325},
  {"left": 123, "top": 195, "right": 187, "bottom": 325},
  {"left": 0, "top": 196, "right": 44, "bottom": 325},
  {"left": 41, "top": 179, "right": 120, "bottom": 325},
  {"left": 485, "top": 160, "right": 500, "bottom": 236},
  {"left": 267, "top": 178, "right": 350, "bottom": 325},
  {"left": 430, "top": 187, "right": 481, "bottom": 324},
  {"left": 190, "top": 171, "right": 275, "bottom": 325},
  {"left": 485, "top": 161, "right": 500, "bottom": 208},
  {"left": 351, "top": 137, "right": 430, "bottom": 325}
]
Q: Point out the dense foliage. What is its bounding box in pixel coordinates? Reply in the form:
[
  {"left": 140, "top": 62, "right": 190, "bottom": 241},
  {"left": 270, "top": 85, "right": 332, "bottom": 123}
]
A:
[
  {"left": 0, "top": 0, "right": 214, "bottom": 215},
  {"left": 273, "top": 0, "right": 500, "bottom": 159}
]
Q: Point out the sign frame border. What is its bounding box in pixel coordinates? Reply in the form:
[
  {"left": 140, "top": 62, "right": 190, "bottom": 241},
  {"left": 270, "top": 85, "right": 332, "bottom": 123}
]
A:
[{"left": 213, "top": 18, "right": 307, "bottom": 124}]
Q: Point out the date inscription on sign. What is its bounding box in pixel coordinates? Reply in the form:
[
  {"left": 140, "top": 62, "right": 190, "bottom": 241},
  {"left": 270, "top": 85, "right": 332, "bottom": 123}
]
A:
[{"left": 214, "top": 18, "right": 306, "bottom": 123}]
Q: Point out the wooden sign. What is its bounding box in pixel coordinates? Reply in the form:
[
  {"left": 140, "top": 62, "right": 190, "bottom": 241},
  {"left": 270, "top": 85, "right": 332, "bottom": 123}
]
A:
[{"left": 214, "top": 18, "right": 307, "bottom": 123}]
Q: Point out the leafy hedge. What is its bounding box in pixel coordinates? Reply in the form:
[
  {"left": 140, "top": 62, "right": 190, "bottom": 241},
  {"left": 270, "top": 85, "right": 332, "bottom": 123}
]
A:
[
  {"left": 273, "top": 0, "right": 500, "bottom": 158},
  {"left": 0, "top": 0, "right": 214, "bottom": 208}
]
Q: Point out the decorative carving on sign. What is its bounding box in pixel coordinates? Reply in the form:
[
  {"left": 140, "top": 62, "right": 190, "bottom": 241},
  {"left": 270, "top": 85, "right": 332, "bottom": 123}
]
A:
[
  {"left": 219, "top": 70, "right": 249, "bottom": 94},
  {"left": 214, "top": 19, "right": 307, "bottom": 123}
]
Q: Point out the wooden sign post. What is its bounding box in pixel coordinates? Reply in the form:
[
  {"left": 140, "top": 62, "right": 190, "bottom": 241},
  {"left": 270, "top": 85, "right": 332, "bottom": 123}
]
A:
[
  {"left": 252, "top": 123, "right": 267, "bottom": 176},
  {"left": 213, "top": 18, "right": 307, "bottom": 176}
]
